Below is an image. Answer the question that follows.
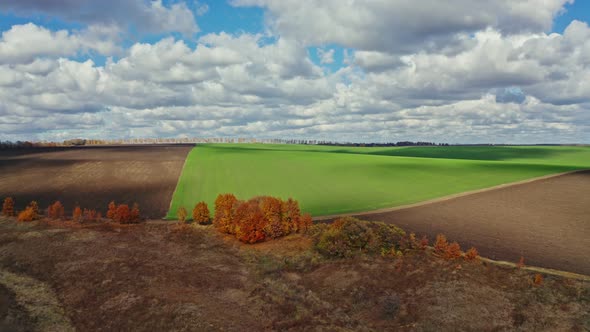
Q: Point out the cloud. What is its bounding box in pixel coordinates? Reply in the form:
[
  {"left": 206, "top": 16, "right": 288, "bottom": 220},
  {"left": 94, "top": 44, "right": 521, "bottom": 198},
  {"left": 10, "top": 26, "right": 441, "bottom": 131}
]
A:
[
  {"left": 231, "top": 0, "right": 573, "bottom": 53},
  {"left": 0, "top": 2, "right": 589, "bottom": 144},
  {"left": 0, "top": 23, "right": 120, "bottom": 64},
  {"left": 0, "top": 0, "right": 199, "bottom": 36}
]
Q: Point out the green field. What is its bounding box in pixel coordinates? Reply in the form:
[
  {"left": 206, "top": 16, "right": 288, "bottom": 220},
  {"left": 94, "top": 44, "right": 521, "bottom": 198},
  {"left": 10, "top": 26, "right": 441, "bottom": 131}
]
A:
[{"left": 166, "top": 144, "right": 590, "bottom": 218}]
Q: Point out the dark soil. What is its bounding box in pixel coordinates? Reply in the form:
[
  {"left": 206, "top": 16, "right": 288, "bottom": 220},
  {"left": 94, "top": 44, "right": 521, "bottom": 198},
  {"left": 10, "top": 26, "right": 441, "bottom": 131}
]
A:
[
  {"left": 0, "top": 145, "right": 192, "bottom": 219},
  {"left": 338, "top": 170, "right": 590, "bottom": 275}
]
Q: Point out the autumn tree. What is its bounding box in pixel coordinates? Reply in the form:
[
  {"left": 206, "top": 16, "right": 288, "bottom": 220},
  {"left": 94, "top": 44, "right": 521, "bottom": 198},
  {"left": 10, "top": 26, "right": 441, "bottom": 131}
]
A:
[
  {"left": 234, "top": 200, "right": 266, "bottom": 244},
  {"left": 72, "top": 206, "right": 83, "bottom": 222},
  {"left": 28, "top": 201, "right": 40, "bottom": 219},
  {"left": 107, "top": 201, "right": 117, "bottom": 219},
  {"left": 177, "top": 207, "right": 188, "bottom": 223},
  {"left": 192, "top": 202, "right": 210, "bottom": 225},
  {"left": 2, "top": 197, "right": 15, "bottom": 217},
  {"left": 17, "top": 207, "right": 35, "bottom": 222},
  {"left": 465, "top": 247, "right": 479, "bottom": 261},
  {"left": 214, "top": 194, "right": 238, "bottom": 233},
  {"left": 434, "top": 234, "right": 448, "bottom": 255},
  {"left": 444, "top": 241, "right": 462, "bottom": 260},
  {"left": 47, "top": 201, "right": 65, "bottom": 220},
  {"left": 260, "top": 196, "right": 283, "bottom": 238},
  {"left": 281, "top": 198, "right": 301, "bottom": 234},
  {"left": 297, "top": 213, "right": 313, "bottom": 233},
  {"left": 114, "top": 204, "right": 131, "bottom": 223}
]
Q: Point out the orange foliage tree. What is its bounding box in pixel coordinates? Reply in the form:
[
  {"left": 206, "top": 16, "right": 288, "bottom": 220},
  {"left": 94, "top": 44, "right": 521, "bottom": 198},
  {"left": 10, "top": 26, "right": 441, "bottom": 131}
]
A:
[
  {"left": 234, "top": 200, "right": 266, "bottom": 243},
  {"left": 47, "top": 201, "right": 65, "bottom": 220},
  {"left": 213, "top": 194, "right": 312, "bottom": 244},
  {"left": 28, "top": 201, "right": 39, "bottom": 219},
  {"left": 17, "top": 207, "right": 35, "bottom": 222},
  {"left": 445, "top": 241, "right": 462, "bottom": 260},
  {"left": 107, "top": 201, "right": 117, "bottom": 219},
  {"left": 192, "top": 202, "right": 210, "bottom": 225},
  {"left": 114, "top": 204, "right": 131, "bottom": 223},
  {"left": 214, "top": 193, "right": 238, "bottom": 233},
  {"left": 2, "top": 197, "right": 15, "bottom": 217},
  {"left": 261, "top": 196, "right": 283, "bottom": 238},
  {"left": 72, "top": 206, "right": 83, "bottom": 222},
  {"left": 464, "top": 247, "right": 479, "bottom": 261},
  {"left": 434, "top": 234, "right": 448, "bottom": 254}
]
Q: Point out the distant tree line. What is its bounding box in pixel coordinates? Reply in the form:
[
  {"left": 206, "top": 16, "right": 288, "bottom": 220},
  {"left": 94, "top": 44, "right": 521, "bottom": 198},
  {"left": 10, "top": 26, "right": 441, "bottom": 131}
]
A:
[{"left": 1, "top": 138, "right": 453, "bottom": 149}]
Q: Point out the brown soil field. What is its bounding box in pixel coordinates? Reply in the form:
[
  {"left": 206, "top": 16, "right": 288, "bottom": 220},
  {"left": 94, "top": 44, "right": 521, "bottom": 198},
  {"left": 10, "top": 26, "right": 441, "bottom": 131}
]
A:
[
  {"left": 328, "top": 170, "right": 590, "bottom": 276},
  {"left": 0, "top": 145, "right": 193, "bottom": 218},
  {"left": 0, "top": 218, "right": 588, "bottom": 331}
]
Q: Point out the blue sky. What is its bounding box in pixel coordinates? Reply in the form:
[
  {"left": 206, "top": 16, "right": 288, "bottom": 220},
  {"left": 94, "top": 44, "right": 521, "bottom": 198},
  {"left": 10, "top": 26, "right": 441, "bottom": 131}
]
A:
[{"left": 0, "top": 0, "right": 589, "bottom": 143}]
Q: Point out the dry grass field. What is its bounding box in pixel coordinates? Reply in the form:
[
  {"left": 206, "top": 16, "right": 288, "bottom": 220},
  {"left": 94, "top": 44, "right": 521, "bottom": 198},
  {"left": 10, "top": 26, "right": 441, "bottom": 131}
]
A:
[{"left": 0, "top": 218, "right": 588, "bottom": 331}]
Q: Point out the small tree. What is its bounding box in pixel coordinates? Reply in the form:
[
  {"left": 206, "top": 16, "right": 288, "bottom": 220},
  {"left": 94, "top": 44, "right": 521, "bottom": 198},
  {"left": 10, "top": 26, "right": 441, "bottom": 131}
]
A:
[
  {"left": 107, "top": 201, "right": 117, "bottom": 219},
  {"left": 464, "top": 247, "right": 479, "bottom": 261},
  {"left": 47, "top": 201, "right": 65, "bottom": 220},
  {"left": 214, "top": 194, "right": 238, "bottom": 233},
  {"left": 72, "top": 206, "right": 83, "bottom": 222},
  {"left": 192, "top": 202, "right": 210, "bottom": 225},
  {"left": 177, "top": 207, "right": 187, "bottom": 223},
  {"left": 114, "top": 204, "right": 131, "bottom": 223},
  {"left": 434, "top": 234, "right": 448, "bottom": 255},
  {"left": 28, "top": 201, "right": 40, "bottom": 219},
  {"left": 297, "top": 213, "right": 313, "bottom": 233},
  {"left": 17, "top": 207, "right": 35, "bottom": 222},
  {"left": 2, "top": 197, "right": 15, "bottom": 217},
  {"left": 444, "top": 242, "right": 462, "bottom": 260}
]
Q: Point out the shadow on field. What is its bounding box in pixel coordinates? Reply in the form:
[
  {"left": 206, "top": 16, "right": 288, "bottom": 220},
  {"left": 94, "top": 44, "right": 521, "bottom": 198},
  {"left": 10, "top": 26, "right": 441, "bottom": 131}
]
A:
[{"left": 197, "top": 144, "right": 579, "bottom": 162}]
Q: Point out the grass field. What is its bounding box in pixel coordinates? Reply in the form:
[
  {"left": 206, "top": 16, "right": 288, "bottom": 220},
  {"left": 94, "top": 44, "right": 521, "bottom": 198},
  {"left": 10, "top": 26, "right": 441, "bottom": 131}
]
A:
[{"left": 166, "top": 144, "right": 590, "bottom": 218}]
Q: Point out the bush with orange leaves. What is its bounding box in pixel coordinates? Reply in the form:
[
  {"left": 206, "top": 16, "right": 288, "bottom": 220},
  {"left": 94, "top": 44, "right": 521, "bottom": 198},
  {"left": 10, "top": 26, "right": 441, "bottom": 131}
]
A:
[
  {"left": 533, "top": 274, "right": 544, "bottom": 286},
  {"left": 47, "top": 201, "right": 65, "bottom": 220},
  {"left": 434, "top": 234, "right": 463, "bottom": 259},
  {"left": 2, "top": 197, "right": 15, "bottom": 217},
  {"left": 17, "top": 207, "right": 35, "bottom": 222},
  {"left": 434, "top": 234, "right": 448, "bottom": 254},
  {"left": 106, "top": 202, "right": 140, "bottom": 223},
  {"left": 107, "top": 201, "right": 117, "bottom": 219},
  {"left": 192, "top": 202, "right": 210, "bottom": 225},
  {"left": 213, "top": 194, "right": 313, "bottom": 244},
  {"left": 234, "top": 200, "right": 266, "bottom": 243},
  {"left": 464, "top": 247, "right": 479, "bottom": 261},
  {"left": 17, "top": 201, "right": 40, "bottom": 222},
  {"left": 214, "top": 194, "right": 238, "bottom": 233},
  {"left": 72, "top": 206, "right": 83, "bottom": 222},
  {"left": 28, "top": 201, "right": 39, "bottom": 219}
]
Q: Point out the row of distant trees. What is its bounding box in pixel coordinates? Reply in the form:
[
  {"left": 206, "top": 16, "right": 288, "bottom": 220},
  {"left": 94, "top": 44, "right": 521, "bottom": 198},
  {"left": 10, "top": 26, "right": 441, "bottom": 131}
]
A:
[{"left": 1, "top": 138, "right": 451, "bottom": 149}]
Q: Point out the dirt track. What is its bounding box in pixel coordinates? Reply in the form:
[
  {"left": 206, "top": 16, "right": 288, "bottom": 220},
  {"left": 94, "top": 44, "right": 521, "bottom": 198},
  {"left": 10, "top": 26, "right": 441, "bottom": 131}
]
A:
[
  {"left": 0, "top": 145, "right": 192, "bottom": 218},
  {"left": 338, "top": 170, "right": 590, "bottom": 275}
]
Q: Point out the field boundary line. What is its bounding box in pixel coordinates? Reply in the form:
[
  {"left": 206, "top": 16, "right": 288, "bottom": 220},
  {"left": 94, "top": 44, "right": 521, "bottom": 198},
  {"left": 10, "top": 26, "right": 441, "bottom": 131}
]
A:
[
  {"left": 164, "top": 146, "right": 195, "bottom": 220},
  {"left": 478, "top": 257, "right": 590, "bottom": 281},
  {"left": 314, "top": 169, "right": 587, "bottom": 221}
]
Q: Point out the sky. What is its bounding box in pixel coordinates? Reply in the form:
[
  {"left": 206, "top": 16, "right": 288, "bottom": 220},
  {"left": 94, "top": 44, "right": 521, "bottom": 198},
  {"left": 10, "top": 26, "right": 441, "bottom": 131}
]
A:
[{"left": 0, "top": 0, "right": 589, "bottom": 144}]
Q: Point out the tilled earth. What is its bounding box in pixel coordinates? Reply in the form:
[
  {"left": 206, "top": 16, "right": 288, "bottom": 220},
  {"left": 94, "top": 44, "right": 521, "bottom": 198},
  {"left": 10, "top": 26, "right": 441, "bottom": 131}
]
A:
[
  {"left": 0, "top": 145, "right": 192, "bottom": 219},
  {"left": 337, "top": 170, "right": 590, "bottom": 275}
]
